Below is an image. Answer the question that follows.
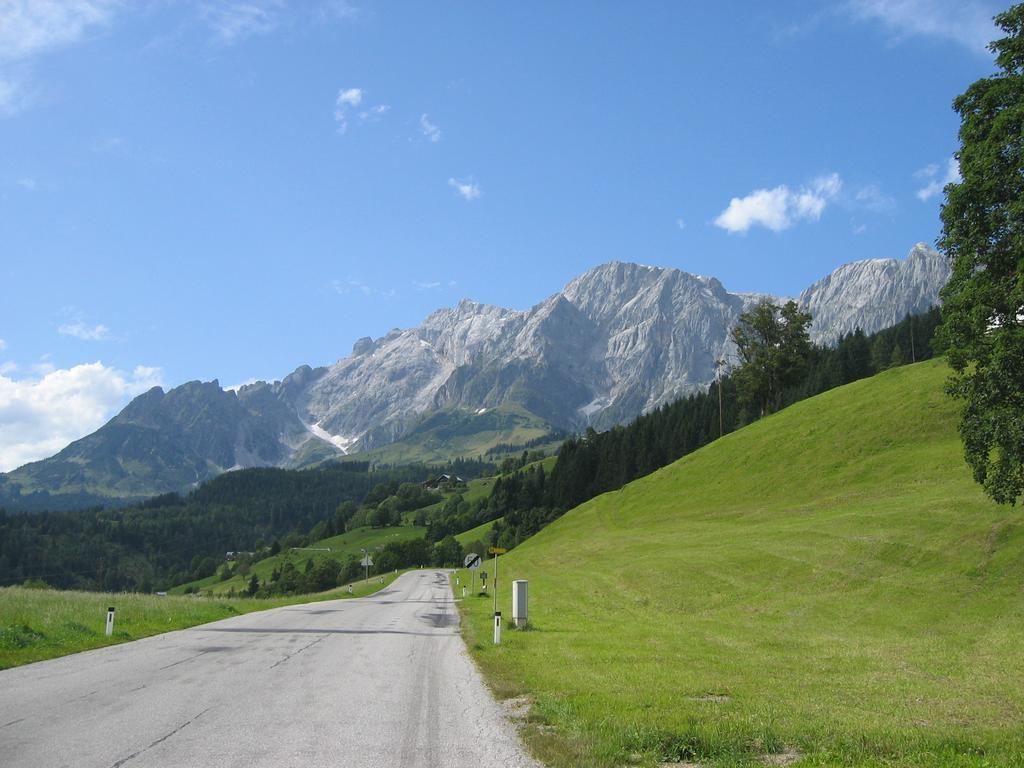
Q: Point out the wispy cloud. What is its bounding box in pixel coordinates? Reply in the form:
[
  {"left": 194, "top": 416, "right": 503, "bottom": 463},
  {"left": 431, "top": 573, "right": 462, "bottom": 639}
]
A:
[
  {"left": 676, "top": 217, "right": 687, "bottom": 231},
  {"left": 714, "top": 173, "right": 842, "bottom": 234},
  {"left": 448, "top": 177, "right": 482, "bottom": 202},
  {"left": 331, "top": 278, "right": 396, "bottom": 298},
  {"left": 0, "top": 0, "right": 118, "bottom": 61},
  {"left": 0, "top": 362, "right": 162, "bottom": 471},
  {"left": 358, "top": 103, "right": 389, "bottom": 122},
  {"left": 0, "top": 338, "right": 6, "bottom": 351},
  {"left": 15, "top": 176, "right": 36, "bottom": 191},
  {"left": 915, "top": 157, "right": 961, "bottom": 201},
  {"left": 91, "top": 135, "right": 125, "bottom": 153},
  {"left": 200, "top": 1, "right": 285, "bottom": 45},
  {"left": 333, "top": 87, "right": 389, "bottom": 133},
  {"left": 225, "top": 378, "right": 258, "bottom": 392},
  {"left": 0, "top": 0, "right": 118, "bottom": 116},
  {"left": 58, "top": 321, "right": 110, "bottom": 341},
  {"left": 419, "top": 113, "right": 442, "bottom": 143},
  {"left": 853, "top": 183, "right": 897, "bottom": 214},
  {"left": 316, "top": 1, "right": 359, "bottom": 23},
  {"left": 334, "top": 87, "right": 361, "bottom": 132},
  {"left": 846, "top": 0, "right": 1000, "bottom": 53},
  {"left": 0, "top": 76, "right": 26, "bottom": 116},
  {"left": 413, "top": 280, "right": 442, "bottom": 290}
]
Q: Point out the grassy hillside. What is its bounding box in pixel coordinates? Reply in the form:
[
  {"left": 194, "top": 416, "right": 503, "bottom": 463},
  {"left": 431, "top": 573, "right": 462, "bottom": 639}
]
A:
[
  {"left": 352, "top": 403, "right": 553, "bottom": 465},
  {"left": 172, "top": 525, "right": 426, "bottom": 595},
  {"left": 0, "top": 572, "right": 401, "bottom": 670},
  {"left": 462, "top": 360, "right": 1024, "bottom": 767},
  {"left": 455, "top": 518, "right": 501, "bottom": 548}
]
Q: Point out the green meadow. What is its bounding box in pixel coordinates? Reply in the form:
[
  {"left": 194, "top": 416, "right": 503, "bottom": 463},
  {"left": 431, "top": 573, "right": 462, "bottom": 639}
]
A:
[
  {"left": 0, "top": 571, "right": 401, "bottom": 670},
  {"left": 460, "top": 360, "right": 1024, "bottom": 767},
  {"left": 172, "top": 524, "right": 426, "bottom": 595}
]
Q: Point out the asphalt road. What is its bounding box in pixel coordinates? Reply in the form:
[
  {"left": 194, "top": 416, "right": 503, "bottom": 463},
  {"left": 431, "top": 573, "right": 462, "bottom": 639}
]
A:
[{"left": 0, "top": 570, "right": 540, "bottom": 768}]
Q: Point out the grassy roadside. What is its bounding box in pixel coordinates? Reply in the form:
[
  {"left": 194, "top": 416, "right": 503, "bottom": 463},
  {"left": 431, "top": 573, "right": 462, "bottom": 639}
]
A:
[
  {"left": 0, "top": 570, "right": 403, "bottom": 670},
  {"left": 456, "top": 361, "right": 1024, "bottom": 767}
]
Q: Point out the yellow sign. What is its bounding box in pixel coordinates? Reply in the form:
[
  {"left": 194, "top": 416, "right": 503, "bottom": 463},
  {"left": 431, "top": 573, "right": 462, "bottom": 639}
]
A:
[{"left": 488, "top": 547, "right": 507, "bottom": 554}]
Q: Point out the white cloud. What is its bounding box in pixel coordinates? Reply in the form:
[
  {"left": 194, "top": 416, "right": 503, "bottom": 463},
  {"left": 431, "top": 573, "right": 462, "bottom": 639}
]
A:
[
  {"left": 337, "top": 87, "right": 362, "bottom": 108},
  {"left": 916, "top": 156, "right": 961, "bottom": 201},
  {"left": 0, "top": 362, "right": 162, "bottom": 471},
  {"left": 448, "top": 177, "right": 482, "bottom": 201},
  {"left": 420, "top": 113, "right": 442, "bottom": 143},
  {"left": 333, "top": 87, "right": 387, "bottom": 133},
  {"left": 0, "top": 338, "right": 6, "bottom": 351},
  {"left": 714, "top": 173, "right": 842, "bottom": 233},
  {"left": 15, "top": 176, "right": 35, "bottom": 191},
  {"left": 0, "top": 1, "right": 118, "bottom": 117},
  {"left": 0, "top": 361, "right": 16, "bottom": 374},
  {"left": 0, "top": 0, "right": 117, "bottom": 61},
  {"left": 413, "top": 280, "right": 441, "bottom": 290},
  {"left": 225, "top": 378, "right": 258, "bottom": 392},
  {"left": 847, "top": 0, "right": 1000, "bottom": 53},
  {"left": 676, "top": 218, "right": 687, "bottom": 230},
  {"left": 200, "top": 1, "right": 284, "bottom": 45},
  {"left": 58, "top": 320, "right": 110, "bottom": 341}
]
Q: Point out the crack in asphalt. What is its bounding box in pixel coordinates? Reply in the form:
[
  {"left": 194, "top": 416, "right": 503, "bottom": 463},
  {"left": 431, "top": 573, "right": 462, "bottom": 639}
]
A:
[
  {"left": 269, "top": 633, "right": 329, "bottom": 669},
  {"left": 159, "top": 651, "right": 209, "bottom": 671},
  {"left": 108, "top": 707, "right": 211, "bottom": 768}
]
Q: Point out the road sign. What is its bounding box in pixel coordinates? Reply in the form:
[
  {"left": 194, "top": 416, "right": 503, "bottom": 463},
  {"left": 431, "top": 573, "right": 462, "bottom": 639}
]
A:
[
  {"left": 464, "top": 553, "right": 482, "bottom": 570},
  {"left": 488, "top": 547, "right": 507, "bottom": 554},
  {"left": 360, "top": 555, "right": 373, "bottom": 567}
]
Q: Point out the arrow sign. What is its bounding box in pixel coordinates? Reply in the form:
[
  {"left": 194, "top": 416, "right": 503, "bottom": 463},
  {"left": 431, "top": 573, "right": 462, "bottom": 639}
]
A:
[
  {"left": 488, "top": 547, "right": 507, "bottom": 555},
  {"left": 360, "top": 555, "right": 373, "bottom": 567},
  {"left": 464, "top": 553, "right": 482, "bottom": 570}
]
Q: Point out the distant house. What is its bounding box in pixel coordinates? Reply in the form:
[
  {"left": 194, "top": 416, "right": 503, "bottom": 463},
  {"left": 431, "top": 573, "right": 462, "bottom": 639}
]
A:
[{"left": 422, "top": 474, "right": 466, "bottom": 490}]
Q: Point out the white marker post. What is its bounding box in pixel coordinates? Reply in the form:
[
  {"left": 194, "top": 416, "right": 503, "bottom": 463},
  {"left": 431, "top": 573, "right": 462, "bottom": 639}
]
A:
[
  {"left": 493, "top": 611, "right": 502, "bottom": 644},
  {"left": 462, "top": 586, "right": 467, "bottom": 598},
  {"left": 512, "top": 580, "right": 528, "bottom": 628},
  {"left": 105, "top": 606, "right": 115, "bottom": 637}
]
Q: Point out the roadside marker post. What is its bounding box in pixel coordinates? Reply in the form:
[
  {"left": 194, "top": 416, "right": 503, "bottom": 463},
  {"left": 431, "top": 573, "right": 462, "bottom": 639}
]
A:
[
  {"left": 493, "top": 611, "right": 502, "bottom": 645},
  {"left": 512, "top": 580, "right": 528, "bottom": 628},
  {"left": 105, "top": 607, "right": 115, "bottom": 637}
]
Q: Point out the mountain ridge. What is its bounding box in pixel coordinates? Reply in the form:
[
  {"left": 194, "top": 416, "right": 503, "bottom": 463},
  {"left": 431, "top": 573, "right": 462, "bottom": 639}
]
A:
[{"left": 0, "top": 244, "right": 950, "bottom": 509}]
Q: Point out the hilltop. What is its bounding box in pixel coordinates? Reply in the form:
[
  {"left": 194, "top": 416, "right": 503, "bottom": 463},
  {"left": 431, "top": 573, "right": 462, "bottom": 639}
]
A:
[{"left": 465, "top": 360, "right": 1024, "bottom": 767}]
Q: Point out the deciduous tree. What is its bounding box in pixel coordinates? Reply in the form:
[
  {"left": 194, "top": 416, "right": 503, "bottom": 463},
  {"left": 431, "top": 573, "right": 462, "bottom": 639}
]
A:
[{"left": 939, "top": 4, "right": 1024, "bottom": 504}]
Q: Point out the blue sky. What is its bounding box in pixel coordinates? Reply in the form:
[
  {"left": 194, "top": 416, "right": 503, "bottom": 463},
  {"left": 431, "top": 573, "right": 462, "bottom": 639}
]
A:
[{"left": 0, "top": 0, "right": 1005, "bottom": 470}]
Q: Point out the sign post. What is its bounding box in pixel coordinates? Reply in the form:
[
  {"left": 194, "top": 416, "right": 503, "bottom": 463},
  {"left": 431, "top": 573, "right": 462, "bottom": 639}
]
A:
[
  {"left": 488, "top": 547, "right": 507, "bottom": 616},
  {"left": 360, "top": 548, "right": 373, "bottom": 583},
  {"left": 105, "top": 606, "right": 115, "bottom": 637},
  {"left": 464, "top": 552, "right": 481, "bottom": 596}
]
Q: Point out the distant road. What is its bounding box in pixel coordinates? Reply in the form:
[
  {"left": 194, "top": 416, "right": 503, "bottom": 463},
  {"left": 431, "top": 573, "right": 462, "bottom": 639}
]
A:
[{"left": 0, "top": 571, "right": 539, "bottom": 768}]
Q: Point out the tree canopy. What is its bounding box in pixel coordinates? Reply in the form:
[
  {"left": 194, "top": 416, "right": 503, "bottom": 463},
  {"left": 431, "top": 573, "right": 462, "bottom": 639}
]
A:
[
  {"left": 730, "top": 299, "right": 813, "bottom": 418},
  {"left": 939, "top": 4, "right": 1024, "bottom": 504}
]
